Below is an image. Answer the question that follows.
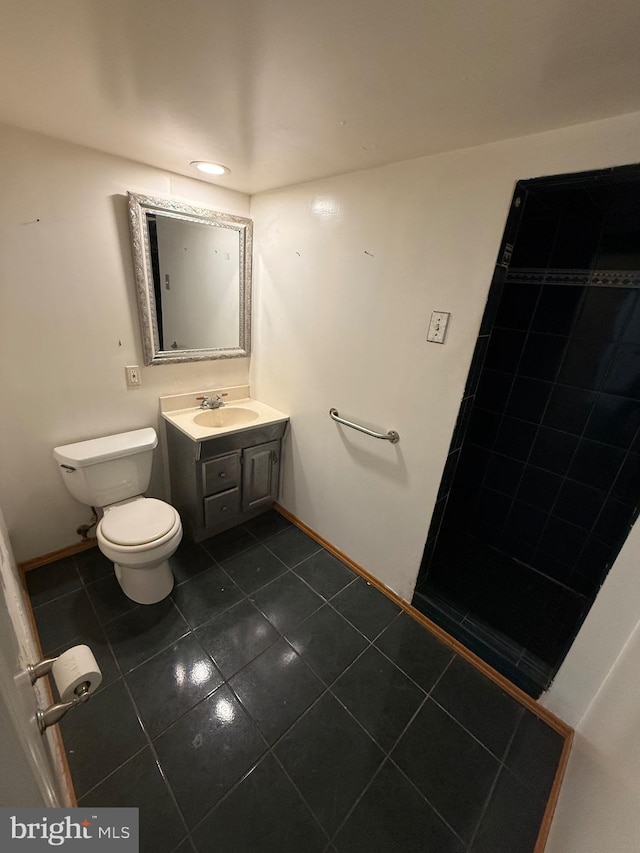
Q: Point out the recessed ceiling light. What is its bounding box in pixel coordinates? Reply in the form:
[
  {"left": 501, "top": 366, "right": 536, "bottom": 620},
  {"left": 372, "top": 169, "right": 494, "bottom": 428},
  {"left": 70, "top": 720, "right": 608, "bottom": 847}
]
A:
[{"left": 190, "top": 161, "right": 230, "bottom": 176}]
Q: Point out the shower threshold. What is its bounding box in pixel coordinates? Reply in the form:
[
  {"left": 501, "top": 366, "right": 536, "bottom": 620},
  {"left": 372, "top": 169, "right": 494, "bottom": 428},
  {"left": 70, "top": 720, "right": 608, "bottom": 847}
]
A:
[{"left": 412, "top": 588, "right": 554, "bottom": 697}]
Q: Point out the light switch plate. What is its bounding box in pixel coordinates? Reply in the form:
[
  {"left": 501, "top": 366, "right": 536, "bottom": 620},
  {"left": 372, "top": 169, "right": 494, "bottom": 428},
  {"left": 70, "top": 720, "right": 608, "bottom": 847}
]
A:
[{"left": 427, "top": 311, "right": 450, "bottom": 343}]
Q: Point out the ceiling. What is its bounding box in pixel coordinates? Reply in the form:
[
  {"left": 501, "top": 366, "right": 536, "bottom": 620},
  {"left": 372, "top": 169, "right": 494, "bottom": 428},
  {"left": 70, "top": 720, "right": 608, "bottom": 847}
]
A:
[{"left": 1, "top": 0, "right": 639, "bottom": 195}]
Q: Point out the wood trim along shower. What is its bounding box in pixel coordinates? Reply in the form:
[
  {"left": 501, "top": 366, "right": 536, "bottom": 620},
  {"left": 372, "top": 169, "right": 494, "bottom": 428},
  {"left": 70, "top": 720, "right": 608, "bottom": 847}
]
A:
[{"left": 274, "top": 503, "right": 573, "bottom": 853}]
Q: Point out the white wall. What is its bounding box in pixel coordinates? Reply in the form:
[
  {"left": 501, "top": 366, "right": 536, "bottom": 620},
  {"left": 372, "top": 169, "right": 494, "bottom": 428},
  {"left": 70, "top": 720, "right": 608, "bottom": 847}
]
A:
[
  {"left": 543, "top": 513, "right": 640, "bottom": 850},
  {"left": 0, "top": 123, "right": 250, "bottom": 562},
  {"left": 546, "top": 615, "right": 640, "bottom": 852}
]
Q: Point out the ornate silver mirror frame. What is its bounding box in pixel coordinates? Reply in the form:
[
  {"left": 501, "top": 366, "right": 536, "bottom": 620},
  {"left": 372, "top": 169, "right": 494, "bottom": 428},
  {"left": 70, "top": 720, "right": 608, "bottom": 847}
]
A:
[{"left": 127, "top": 192, "right": 252, "bottom": 365}]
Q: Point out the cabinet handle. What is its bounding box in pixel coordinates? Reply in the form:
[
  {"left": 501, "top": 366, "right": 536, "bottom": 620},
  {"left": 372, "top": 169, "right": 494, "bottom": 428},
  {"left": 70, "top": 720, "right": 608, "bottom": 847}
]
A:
[
  {"left": 221, "top": 506, "right": 228, "bottom": 512},
  {"left": 219, "top": 472, "right": 227, "bottom": 478},
  {"left": 271, "top": 450, "right": 279, "bottom": 465}
]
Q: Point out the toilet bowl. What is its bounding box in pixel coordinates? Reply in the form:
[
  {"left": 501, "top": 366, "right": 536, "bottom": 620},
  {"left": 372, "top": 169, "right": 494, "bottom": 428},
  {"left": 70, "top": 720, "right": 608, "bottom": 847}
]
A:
[
  {"left": 54, "top": 427, "right": 182, "bottom": 605},
  {"left": 97, "top": 496, "right": 182, "bottom": 604}
]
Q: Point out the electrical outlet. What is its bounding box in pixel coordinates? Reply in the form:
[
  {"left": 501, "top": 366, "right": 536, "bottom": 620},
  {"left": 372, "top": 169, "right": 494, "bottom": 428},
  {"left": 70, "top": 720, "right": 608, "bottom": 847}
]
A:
[
  {"left": 125, "top": 365, "right": 141, "bottom": 387},
  {"left": 427, "top": 311, "right": 450, "bottom": 344}
]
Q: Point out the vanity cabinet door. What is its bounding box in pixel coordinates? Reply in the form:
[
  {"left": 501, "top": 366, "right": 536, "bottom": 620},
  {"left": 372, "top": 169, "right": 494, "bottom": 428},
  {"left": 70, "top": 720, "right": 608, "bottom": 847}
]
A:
[
  {"left": 242, "top": 441, "right": 280, "bottom": 512},
  {"left": 202, "top": 451, "right": 240, "bottom": 497}
]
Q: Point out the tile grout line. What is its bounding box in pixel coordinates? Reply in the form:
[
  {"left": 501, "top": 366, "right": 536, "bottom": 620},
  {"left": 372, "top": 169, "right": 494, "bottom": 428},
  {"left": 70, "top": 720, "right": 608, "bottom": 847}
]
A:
[
  {"left": 369, "top": 613, "right": 455, "bottom": 696},
  {"left": 76, "top": 742, "right": 150, "bottom": 803},
  {"left": 326, "top": 652, "right": 464, "bottom": 847},
  {"left": 463, "top": 705, "right": 526, "bottom": 852},
  {"left": 227, "top": 702, "right": 332, "bottom": 846},
  {"left": 119, "top": 676, "right": 193, "bottom": 844},
  {"left": 184, "top": 673, "right": 333, "bottom": 848},
  {"left": 428, "top": 691, "right": 521, "bottom": 766}
]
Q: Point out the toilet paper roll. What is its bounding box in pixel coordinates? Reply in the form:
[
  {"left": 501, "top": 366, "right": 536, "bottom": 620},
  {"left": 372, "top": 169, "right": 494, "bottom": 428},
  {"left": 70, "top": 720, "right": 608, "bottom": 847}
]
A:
[{"left": 51, "top": 644, "right": 102, "bottom": 702}]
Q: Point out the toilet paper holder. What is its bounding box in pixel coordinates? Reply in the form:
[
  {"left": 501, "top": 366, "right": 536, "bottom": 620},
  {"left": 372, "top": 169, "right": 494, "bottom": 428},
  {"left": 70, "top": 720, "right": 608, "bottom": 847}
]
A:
[{"left": 27, "top": 653, "right": 95, "bottom": 734}]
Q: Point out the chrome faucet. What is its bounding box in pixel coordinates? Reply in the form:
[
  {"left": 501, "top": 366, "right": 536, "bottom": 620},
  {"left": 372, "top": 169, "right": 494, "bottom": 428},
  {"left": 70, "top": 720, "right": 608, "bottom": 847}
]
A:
[{"left": 198, "top": 394, "right": 226, "bottom": 409}]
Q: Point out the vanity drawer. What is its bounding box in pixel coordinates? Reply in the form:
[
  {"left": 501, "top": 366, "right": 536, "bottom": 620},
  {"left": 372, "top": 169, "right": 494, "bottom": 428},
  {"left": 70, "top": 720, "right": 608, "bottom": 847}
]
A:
[
  {"left": 203, "top": 488, "right": 241, "bottom": 527},
  {"left": 201, "top": 452, "right": 240, "bottom": 496}
]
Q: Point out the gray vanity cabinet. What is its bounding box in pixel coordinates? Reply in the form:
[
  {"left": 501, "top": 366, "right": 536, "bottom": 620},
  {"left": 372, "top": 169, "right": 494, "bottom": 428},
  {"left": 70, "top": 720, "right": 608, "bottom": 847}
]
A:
[{"left": 165, "top": 420, "right": 287, "bottom": 541}]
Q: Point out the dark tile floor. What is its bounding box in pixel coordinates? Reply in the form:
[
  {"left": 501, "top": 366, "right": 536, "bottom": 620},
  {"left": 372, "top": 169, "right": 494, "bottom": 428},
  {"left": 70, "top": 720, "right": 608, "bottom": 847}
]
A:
[{"left": 27, "top": 510, "right": 566, "bottom": 853}]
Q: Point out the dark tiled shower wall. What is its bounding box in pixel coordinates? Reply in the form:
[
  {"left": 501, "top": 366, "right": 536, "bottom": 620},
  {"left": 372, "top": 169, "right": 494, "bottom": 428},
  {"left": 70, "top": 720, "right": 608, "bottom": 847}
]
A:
[
  {"left": 449, "top": 278, "right": 640, "bottom": 600},
  {"left": 416, "top": 167, "right": 640, "bottom": 677},
  {"left": 509, "top": 172, "right": 640, "bottom": 273}
]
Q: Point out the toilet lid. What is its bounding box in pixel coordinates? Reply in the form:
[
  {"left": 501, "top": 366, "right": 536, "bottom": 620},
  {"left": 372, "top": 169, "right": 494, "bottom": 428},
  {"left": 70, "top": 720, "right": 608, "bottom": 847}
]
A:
[{"left": 100, "top": 499, "right": 177, "bottom": 546}]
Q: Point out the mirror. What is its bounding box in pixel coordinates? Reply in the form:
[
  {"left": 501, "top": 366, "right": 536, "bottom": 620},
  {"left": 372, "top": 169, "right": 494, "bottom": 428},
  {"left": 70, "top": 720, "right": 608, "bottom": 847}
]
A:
[{"left": 127, "top": 192, "right": 252, "bottom": 365}]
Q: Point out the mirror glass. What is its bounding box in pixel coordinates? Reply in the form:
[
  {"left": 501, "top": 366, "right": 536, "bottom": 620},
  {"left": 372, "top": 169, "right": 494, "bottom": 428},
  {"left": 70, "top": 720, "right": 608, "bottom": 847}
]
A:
[{"left": 128, "top": 192, "right": 252, "bottom": 364}]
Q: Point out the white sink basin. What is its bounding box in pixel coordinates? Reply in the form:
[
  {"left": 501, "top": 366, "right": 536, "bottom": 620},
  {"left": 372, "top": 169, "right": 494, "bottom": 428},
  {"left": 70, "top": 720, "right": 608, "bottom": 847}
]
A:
[
  {"left": 193, "top": 407, "right": 260, "bottom": 429},
  {"left": 161, "top": 391, "right": 288, "bottom": 441}
]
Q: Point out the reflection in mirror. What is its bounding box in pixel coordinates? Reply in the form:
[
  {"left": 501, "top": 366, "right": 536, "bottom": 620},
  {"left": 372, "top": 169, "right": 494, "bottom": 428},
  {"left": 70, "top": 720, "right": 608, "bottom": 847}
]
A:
[{"left": 128, "top": 192, "right": 252, "bottom": 364}]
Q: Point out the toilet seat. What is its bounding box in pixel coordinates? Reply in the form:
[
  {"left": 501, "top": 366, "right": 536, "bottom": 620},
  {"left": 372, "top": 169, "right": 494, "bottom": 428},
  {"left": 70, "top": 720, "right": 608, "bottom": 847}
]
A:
[{"left": 99, "top": 498, "right": 180, "bottom": 549}]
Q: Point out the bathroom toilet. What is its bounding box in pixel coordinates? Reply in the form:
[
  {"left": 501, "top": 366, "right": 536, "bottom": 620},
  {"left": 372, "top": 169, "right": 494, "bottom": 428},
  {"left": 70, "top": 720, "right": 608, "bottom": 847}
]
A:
[{"left": 53, "top": 427, "right": 182, "bottom": 605}]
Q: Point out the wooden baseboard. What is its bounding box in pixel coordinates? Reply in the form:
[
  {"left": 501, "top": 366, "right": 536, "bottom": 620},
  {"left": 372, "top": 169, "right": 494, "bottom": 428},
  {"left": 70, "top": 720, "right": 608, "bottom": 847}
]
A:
[
  {"left": 274, "top": 503, "right": 572, "bottom": 853},
  {"left": 19, "top": 539, "right": 98, "bottom": 574}
]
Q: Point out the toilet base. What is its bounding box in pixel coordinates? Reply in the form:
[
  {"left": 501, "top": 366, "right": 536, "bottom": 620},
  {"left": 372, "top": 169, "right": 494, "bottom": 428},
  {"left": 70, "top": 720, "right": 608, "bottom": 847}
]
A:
[{"left": 114, "top": 560, "right": 174, "bottom": 605}]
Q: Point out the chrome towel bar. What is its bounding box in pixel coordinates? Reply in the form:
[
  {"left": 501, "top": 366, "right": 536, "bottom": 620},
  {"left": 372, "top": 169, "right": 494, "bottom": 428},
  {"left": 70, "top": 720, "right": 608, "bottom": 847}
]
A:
[{"left": 329, "top": 408, "right": 400, "bottom": 444}]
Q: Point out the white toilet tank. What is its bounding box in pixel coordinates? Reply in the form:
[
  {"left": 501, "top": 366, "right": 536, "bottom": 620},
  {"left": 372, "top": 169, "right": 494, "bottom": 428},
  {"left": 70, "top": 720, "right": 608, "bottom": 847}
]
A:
[{"left": 53, "top": 427, "right": 158, "bottom": 508}]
